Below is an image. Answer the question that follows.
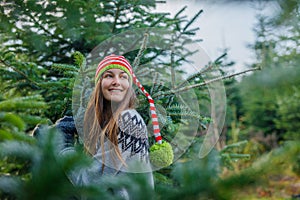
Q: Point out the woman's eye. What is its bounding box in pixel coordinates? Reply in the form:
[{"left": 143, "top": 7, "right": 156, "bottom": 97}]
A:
[
  {"left": 103, "top": 74, "right": 113, "bottom": 78},
  {"left": 121, "top": 74, "right": 128, "bottom": 79}
]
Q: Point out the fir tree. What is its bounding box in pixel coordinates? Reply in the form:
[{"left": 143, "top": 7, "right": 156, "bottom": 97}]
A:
[{"left": 1, "top": 1, "right": 285, "bottom": 199}]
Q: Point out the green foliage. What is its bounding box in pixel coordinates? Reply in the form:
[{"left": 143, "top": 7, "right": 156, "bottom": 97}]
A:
[
  {"left": 239, "top": 2, "right": 300, "bottom": 141},
  {"left": 275, "top": 86, "right": 300, "bottom": 140},
  {"left": 0, "top": 0, "right": 213, "bottom": 125},
  {"left": 0, "top": 0, "right": 183, "bottom": 122},
  {"left": 4, "top": 0, "right": 300, "bottom": 199},
  {"left": 217, "top": 141, "right": 300, "bottom": 198},
  {"left": 0, "top": 1, "right": 233, "bottom": 198},
  {"left": 0, "top": 132, "right": 223, "bottom": 200},
  {"left": 0, "top": 51, "right": 46, "bottom": 95},
  {"left": 0, "top": 0, "right": 163, "bottom": 64},
  {"left": 220, "top": 140, "right": 251, "bottom": 170},
  {"left": 0, "top": 128, "right": 88, "bottom": 200},
  {"left": 1, "top": 127, "right": 299, "bottom": 199},
  {"left": 0, "top": 49, "right": 83, "bottom": 122},
  {"left": 0, "top": 95, "right": 48, "bottom": 133},
  {"left": 156, "top": 150, "right": 225, "bottom": 200}
]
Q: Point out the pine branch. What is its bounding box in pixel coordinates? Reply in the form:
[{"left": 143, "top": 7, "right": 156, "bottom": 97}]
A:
[
  {"left": 73, "top": 51, "right": 85, "bottom": 67},
  {"left": 51, "top": 64, "right": 78, "bottom": 77},
  {"left": 0, "top": 58, "right": 40, "bottom": 88},
  {"left": 221, "top": 140, "right": 248, "bottom": 153},
  {"left": 173, "top": 8, "right": 203, "bottom": 44},
  {"left": 0, "top": 95, "right": 47, "bottom": 112},
  {"left": 170, "top": 45, "right": 176, "bottom": 89},
  {"left": 135, "top": 67, "right": 155, "bottom": 77},
  {"left": 182, "top": 27, "right": 200, "bottom": 36},
  {"left": 51, "top": 64, "right": 78, "bottom": 71},
  {"left": 177, "top": 53, "right": 228, "bottom": 88},
  {"left": 166, "top": 104, "right": 210, "bottom": 122},
  {"left": 177, "top": 94, "right": 191, "bottom": 112},
  {"left": 150, "top": 13, "right": 170, "bottom": 27},
  {"left": 150, "top": 72, "right": 160, "bottom": 95},
  {"left": 18, "top": 114, "right": 48, "bottom": 126},
  {"left": 112, "top": 1, "right": 121, "bottom": 33},
  {"left": 132, "top": 33, "right": 149, "bottom": 69},
  {"left": 0, "top": 112, "right": 26, "bottom": 131},
  {"left": 182, "top": 9, "right": 203, "bottom": 32},
  {"left": 174, "top": 6, "right": 187, "bottom": 19},
  {"left": 0, "top": 100, "right": 47, "bottom": 112},
  {"left": 25, "top": 9, "right": 69, "bottom": 45},
  {"left": 153, "top": 67, "right": 261, "bottom": 98}
]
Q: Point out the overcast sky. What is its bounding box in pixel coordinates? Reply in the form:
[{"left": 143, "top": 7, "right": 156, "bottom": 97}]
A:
[{"left": 155, "top": 0, "right": 278, "bottom": 72}]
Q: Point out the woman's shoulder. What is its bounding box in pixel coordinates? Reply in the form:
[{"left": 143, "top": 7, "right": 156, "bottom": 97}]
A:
[{"left": 120, "top": 109, "right": 145, "bottom": 123}]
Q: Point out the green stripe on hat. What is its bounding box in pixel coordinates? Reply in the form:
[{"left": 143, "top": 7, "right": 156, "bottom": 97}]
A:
[{"left": 95, "top": 64, "right": 132, "bottom": 85}]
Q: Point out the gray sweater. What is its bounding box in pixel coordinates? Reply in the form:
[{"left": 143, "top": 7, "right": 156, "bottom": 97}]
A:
[{"left": 60, "top": 109, "right": 154, "bottom": 199}]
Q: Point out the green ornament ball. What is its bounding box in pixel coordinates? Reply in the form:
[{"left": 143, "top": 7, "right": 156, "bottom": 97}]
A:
[{"left": 149, "top": 141, "right": 174, "bottom": 168}]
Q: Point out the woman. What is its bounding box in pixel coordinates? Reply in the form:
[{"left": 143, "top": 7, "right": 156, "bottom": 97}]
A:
[{"left": 68, "top": 55, "right": 154, "bottom": 199}]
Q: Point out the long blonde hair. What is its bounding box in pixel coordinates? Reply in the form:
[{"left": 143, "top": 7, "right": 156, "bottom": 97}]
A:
[{"left": 83, "top": 76, "right": 136, "bottom": 168}]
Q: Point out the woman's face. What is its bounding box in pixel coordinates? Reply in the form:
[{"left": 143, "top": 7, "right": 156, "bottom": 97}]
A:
[{"left": 101, "top": 68, "right": 130, "bottom": 102}]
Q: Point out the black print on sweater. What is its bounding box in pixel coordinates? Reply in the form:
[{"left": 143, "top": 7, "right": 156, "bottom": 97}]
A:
[{"left": 118, "top": 110, "right": 149, "bottom": 161}]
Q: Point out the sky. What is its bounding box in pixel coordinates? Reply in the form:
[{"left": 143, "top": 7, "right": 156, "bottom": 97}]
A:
[{"left": 155, "top": 0, "right": 278, "bottom": 72}]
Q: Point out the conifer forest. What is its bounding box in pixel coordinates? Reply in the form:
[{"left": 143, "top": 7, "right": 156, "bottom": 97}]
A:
[{"left": 0, "top": 0, "right": 299, "bottom": 199}]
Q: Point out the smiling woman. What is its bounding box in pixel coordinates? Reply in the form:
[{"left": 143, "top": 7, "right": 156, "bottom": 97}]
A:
[
  {"left": 101, "top": 69, "right": 130, "bottom": 102},
  {"left": 56, "top": 54, "right": 173, "bottom": 199},
  {"left": 67, "top": 55, "right": 154, "bottom": 199}
]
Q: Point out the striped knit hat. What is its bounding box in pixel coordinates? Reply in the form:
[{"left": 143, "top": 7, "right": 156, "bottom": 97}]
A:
[{"left": 95, "top": 54, "right": 162, "bottom": 144}]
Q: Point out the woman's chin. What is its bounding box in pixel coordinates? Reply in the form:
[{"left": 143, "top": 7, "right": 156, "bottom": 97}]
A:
[{"left": 109, "top": 96, "right": 124, "bottom": 103}]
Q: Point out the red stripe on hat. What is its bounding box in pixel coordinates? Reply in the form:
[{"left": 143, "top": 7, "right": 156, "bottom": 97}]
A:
[
  {"left": 95, "top": 55, "right": 133, "bottom": 78},
  {"left": 127, "top": 63, "right": 162, "bottom": 144},
  {"left": 154, "top": 130, "right": 160, "bottom": 135},
  {"left": 98, "top": 55, "right": 131, "bottom": 67},
  {"left": 98, "top": 62, "right": 129, "bottom": 71},
  {"left": 152, "top": 121, "right": 159, "bottom": 126},
  {"left": 150, "top": 107, "right": 156, "bottom": 111},
  {"left": 148, "top": 99, "right": 154, "bottom": 104},
  {"left": 155, "top": 136, "right": 162, "bottom": 142}
]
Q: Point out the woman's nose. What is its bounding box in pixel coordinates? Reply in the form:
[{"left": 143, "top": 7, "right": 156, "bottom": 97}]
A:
[{"left": 112, "top": 76, "right": 120, "bottom": 85}]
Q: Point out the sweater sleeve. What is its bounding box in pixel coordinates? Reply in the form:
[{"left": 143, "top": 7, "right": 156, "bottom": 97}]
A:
[
  {"left": 117, "top": 109, "right": 151, "bottom": 170},
  {"left": 116, "top": 109, "right": 154, "bottom": 189}
]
